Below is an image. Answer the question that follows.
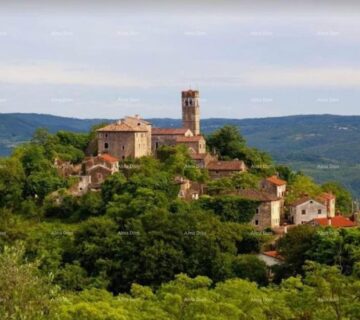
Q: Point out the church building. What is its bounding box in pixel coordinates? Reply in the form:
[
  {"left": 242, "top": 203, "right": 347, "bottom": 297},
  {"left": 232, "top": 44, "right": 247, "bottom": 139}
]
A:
[{"left": 96, "top": 90, "right": 206, "bottom": 159}]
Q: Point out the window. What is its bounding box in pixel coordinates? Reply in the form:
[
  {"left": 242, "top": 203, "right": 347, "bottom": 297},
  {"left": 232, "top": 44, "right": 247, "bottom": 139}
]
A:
[
  {"left": 122, "top": 156, "right": 125, "bottom": 160},
  {"left": 104, "top": 143, "right": 109, "bottom": 149},
  {"left": 302, "top": 209, "right": 306, "bottom": 215},
  {"left": 122, "top": 145, "right": 125, "bottom": 150},
  {"left": 156, "top": 142, "right": 159, "bottom": 149},
  {"left": 255, "top": 220, "right": 259, "bottom": 225},
  {"left": 105, "top": 133, "right": 108, "bottom": 138},
  {"left": 256, "top": 208, "right": 259, "bottom": 214},
  {"left": 318, "top": 209, "right": 322, "bottom": 214},
  {"left": 185, "top": 100, "right": 188, "bottom": 106}
]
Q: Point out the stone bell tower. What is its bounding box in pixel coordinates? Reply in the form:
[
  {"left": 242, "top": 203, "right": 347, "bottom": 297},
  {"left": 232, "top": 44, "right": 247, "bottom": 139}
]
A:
[{"left": 182, "top": 89, "right": 200, "bottom": 135}]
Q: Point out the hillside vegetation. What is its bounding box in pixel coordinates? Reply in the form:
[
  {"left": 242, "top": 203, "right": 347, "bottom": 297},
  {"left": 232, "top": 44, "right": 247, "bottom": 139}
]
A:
[{"left": 1, "top": 113, "right": 360, "bottom": 197}]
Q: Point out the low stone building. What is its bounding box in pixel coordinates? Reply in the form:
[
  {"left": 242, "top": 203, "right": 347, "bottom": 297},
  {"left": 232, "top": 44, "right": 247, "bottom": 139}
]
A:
[
  {"left": 174, "top": 176, "right": 204, "bottom": 201},
  {"left": 84, "top": 154, "right": 119, "bottom": 189},
  {"left": 237, "top": 189, "right": 281, "bottom": 230},
  {"left": 151, "top": 128, "right": 193, "bottom": 153},
  {"left": 207, "top": 159, "right": 247, "bottom": 179},
  {"left": 97, "top": 115, "right": 152, "bottom": 160},
  {"left": 189, "top": 152, "right": 216, "bottom": 168},
  {"left": 175, "top": 136, "right": 206, "bottom": 154}
]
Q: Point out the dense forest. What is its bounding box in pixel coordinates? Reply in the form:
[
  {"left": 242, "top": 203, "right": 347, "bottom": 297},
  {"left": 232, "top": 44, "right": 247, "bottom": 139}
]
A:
[{"left": 0, "top": 124, "right": 359, "bottom": 319}]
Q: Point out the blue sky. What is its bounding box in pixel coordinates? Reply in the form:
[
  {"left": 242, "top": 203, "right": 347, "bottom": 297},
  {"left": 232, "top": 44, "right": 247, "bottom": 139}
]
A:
[{"left": 0, "top": 1, "right": 360, "bottom": 119}]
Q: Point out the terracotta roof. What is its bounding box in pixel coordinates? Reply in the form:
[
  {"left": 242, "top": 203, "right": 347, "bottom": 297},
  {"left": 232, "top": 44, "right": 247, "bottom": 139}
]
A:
[
  {"left": 207, "top": 160, "right": 245, "bottom": 171},
  {"left": 266, "top": 175, "right": 287, "bottom": 186},
  {"left": 97, "top": 121, "right": 148, "bottom": 132},
  {"left": 176, "top": 136, "right": 205, "bottom": 143},
  {"left": 237, "top": 189, "right": 280, "bottom": 202},
  {"left": 152, "top": 128, "right": 190, "bottom": 135},
  {"left": 99, "top": 154, "right": 119, "bottom": 163},
  {"left": 312, "top": 216, "right": 356, "bottom": 228},
  {"left": 262, "top": 251, "right": 283, "bottom": 260}
]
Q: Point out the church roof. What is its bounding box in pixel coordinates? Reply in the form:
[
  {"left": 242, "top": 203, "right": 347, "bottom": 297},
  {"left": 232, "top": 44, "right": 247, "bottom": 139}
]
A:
[{"left": 152, "top": 128, "right": 190, "bottom": 135}]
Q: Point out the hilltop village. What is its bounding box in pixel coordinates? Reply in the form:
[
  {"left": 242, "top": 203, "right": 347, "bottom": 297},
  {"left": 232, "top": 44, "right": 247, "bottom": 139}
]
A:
[{"left": 55, "top": 89, "right": 357, "bottom": 234}]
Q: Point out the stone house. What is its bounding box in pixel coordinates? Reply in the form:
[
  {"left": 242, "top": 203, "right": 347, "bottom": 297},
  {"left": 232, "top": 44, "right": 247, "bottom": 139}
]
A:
[
  {"left": 207, "top": 159, "right": 247, "bottom": 179},
  {"left": 83, "top": 154, "right": 119, "bottom": 189},
  {"left": 237, "top": 189, "right": 281, "bottom": 230},
  {"left": 261, "top": 175, "right": 287, "bottom": 198},
  {"left": 97, "top": 115, "right": 152, "bottom": 160},
  {"left": 289, "top": 196, "right": 328, "bottom": 225}
]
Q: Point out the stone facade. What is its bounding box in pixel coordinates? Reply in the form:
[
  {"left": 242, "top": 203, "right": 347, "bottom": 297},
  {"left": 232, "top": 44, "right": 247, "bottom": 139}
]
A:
[
  {"left": 236, "top": 189, "right": 281, "bottom": 230},
  {"left": 97, "top": 115, "right": 151, "bottom": 160}
]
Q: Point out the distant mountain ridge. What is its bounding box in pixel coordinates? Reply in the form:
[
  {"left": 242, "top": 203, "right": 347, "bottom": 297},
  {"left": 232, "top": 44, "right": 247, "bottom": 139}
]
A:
[{"left": 1, "top": 113, "right": 360, "bottom": 197}]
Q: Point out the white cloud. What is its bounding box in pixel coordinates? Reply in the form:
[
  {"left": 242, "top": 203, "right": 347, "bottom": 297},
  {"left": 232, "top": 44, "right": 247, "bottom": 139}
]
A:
[
  {"left": 1, "top": 63, "right": 360, "bottom": 89},
  {"left": 0, "top": 63, "right": 150, "bottom": 88}
]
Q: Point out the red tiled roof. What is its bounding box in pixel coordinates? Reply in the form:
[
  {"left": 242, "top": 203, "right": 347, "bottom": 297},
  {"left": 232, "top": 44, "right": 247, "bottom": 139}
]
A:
[
  {"left": 152, "top": 128, "right": 190, "bottom": 135},
  {"left": 237, "top": 189, "right": 279, "bottom": 202},
  {"left": 176, "top": 136, "right": 205, "bottom": 143},
  {"left": 97, "top": 121, "right": 148, "bottom": 132},
  {"left": 263, "top": 250, "right": 283, "bottom": 260},
  {"left": 100, "top": 154, "right": 119, "bottom": 163},
  {"left": 266, "top": 175, "right": 287, "bottom": 186},
  {"left": 312, "top": 216, "right": 356, "bottom": 228},
  {"left": 207, "top": 160, "right": 245, "bottom": 171}
]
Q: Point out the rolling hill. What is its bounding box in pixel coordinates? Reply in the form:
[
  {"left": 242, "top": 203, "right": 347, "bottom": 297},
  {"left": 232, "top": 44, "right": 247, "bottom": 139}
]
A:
[{"left": 1, "top": 113, "right": 360, "bottom": 197}]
